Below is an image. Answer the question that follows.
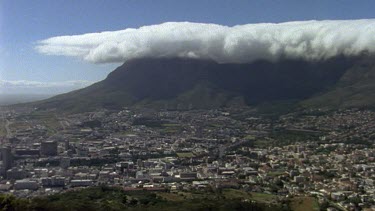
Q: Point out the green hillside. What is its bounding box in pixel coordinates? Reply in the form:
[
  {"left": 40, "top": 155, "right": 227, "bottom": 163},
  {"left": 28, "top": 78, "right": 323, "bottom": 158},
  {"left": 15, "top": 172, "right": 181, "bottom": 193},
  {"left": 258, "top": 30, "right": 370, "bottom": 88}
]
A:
[
  {"left": 302, "top": 55, "right": 375, "bottom": 109},
  {"left": 0, "top": 187, "right": 288, "bottom": 211}
]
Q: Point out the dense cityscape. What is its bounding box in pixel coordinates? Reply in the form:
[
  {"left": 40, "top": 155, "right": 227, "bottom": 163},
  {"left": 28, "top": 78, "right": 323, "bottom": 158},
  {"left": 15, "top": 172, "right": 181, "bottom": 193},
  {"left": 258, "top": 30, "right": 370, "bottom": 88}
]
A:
[{"left": 0, "top": 107, "right": 374, "bottom": 210}]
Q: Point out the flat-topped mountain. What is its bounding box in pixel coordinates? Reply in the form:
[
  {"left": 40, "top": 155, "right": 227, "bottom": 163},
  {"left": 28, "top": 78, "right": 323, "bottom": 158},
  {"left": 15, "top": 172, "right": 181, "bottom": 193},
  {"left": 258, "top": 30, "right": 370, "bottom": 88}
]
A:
[{"left": 32, "top": 55, "right": 375, "bottom": 112}]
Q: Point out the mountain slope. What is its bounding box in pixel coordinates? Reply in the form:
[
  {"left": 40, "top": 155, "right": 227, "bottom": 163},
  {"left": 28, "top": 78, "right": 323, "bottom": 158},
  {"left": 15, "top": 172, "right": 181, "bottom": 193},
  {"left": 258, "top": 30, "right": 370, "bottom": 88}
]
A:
[
  {"left": 302, "top": 56, "right": 375, "bottom": 108},
  {"left": 34, "top": 57, "right": 362, "bottom": 112}
]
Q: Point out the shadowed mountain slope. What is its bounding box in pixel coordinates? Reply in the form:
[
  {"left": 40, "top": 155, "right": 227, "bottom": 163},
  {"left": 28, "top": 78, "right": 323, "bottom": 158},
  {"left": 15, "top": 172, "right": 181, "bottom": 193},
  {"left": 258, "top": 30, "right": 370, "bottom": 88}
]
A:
[
  {"left": 33, "top": 56, "right": 370, "bottom": 112},
  {"left": 303, "top": 56, "right": 375, "bottom": 109}
]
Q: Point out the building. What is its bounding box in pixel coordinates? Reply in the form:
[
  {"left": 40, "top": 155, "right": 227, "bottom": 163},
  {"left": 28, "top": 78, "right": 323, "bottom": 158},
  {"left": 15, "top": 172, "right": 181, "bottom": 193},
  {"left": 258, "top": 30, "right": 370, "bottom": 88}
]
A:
[
  {"left": 70, "top": 179, "right": 93, "bottom": 187},
  {"left": 60, "top": 157, "right": 71, "bottom": 169},
  {"left": 15, "top": 148, "right": 40, "bottom": 157},
  {"left": 6, "top": 168, "right": 26, "bottom": 180},
  {"left": 41, "top": 177, "right": 65, "bottom": 187},
  {"left": 1, "top": 147, "right": 13, "bottom": 171},
  {"left": 14, "top": 179, "right": 39, "bottom": 190},
  {"left": 40, "top": 141, "right": 58, "bottom": 157}
]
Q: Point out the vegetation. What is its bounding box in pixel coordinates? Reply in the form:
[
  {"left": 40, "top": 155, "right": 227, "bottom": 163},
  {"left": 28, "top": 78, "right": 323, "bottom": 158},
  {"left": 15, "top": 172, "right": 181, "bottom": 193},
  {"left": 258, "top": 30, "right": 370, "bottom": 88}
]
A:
[
  {"left": 289, "top": 197, "right": 320, "bottom": 211},
  {"left": 271, "top": 129, "right": 321, "bottom": 143},
  {"left": 255, "top": 100, "right": 299, "bottom": 118},
  {"left": 0, "top": 187, "right": 292, "bottom": 211},
  {"left": 247, "top": 192, "right": 279, "bottom": 204},
  {"left": 133, "top": 118, "right": 168, "bottom": 128},
  {"left": 159, "top": 123, "right": 183, "bottom": 135},
  {"left": 13, "top": 111, "right": 60, "bottom": 135},
  {"left": 302, "top": 56, "right": 375, "bottom": 109}
]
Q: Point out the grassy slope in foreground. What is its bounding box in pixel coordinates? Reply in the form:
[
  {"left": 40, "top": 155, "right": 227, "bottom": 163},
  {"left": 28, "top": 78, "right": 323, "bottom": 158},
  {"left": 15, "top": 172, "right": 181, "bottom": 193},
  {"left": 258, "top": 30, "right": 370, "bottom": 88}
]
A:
[{"left": 0, "top": 187, "right": 291, "bottom": 211}]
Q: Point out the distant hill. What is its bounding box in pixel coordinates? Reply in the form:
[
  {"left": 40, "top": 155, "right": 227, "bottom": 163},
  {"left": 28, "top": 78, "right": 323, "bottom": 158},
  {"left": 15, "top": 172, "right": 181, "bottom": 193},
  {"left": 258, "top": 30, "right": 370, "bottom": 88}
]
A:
[
  {"left": 0, "top": 94, "right": 53, "bottom": 106},
  {"left": 30, "top": 56, "right": 375, "bottom": 112}
]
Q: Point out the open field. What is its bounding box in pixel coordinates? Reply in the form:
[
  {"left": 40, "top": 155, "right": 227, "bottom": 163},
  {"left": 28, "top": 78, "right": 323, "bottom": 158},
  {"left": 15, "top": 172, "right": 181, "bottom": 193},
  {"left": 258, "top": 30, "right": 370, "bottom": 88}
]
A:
[
  {"left": 249, "top": 192, "right": 279, "bottom": 203},
  {"left": 159, "top": 123, "right": 182, "bottom": 134},
  {"left": 176, "top": 152, "right": 195, "bottom": 158},
  {"left": 222, "top": 189, "right": 279, "bottom": 204},
  {"left": 13, "top": 111, "right": 61, "bottom": 135},
  {"left": 158, "top": 189, "right": 280, "bottom": 204},
  {"left": 290, "top": 197, "right": 320, "bottom": 211}
]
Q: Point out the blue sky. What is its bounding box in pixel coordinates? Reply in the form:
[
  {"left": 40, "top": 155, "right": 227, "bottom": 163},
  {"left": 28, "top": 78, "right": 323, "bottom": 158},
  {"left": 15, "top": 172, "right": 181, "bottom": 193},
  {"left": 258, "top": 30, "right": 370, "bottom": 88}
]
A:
[{"left": 1, "top": 0, "right": 375, "bottom": 94}]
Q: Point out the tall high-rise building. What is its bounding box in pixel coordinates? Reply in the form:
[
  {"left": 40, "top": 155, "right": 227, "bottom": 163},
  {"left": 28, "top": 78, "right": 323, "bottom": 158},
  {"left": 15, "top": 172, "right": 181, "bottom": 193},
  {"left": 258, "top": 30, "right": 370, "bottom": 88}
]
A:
[
  {"left": 1, "top": 147, "right": 13, "bottom": 171},
  {"left": 40, "top": 141, "right": 58, "bottom": 157}
]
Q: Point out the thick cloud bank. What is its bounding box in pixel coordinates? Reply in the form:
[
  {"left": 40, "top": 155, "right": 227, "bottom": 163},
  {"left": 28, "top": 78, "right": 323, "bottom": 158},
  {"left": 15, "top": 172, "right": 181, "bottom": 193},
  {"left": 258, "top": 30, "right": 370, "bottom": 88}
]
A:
[{"left": 36, "top": 19, "right": 375, "bottom": 64}]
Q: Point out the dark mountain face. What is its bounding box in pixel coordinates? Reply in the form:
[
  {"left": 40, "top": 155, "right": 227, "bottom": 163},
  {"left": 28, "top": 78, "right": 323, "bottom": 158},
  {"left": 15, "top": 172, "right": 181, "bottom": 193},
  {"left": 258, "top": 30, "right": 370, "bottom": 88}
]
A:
[
  {"left": 107, "top": 57, "right": 354, "bottom": 101},
  {"left": 35, "top": 56, "right": 367, "bottom": 112},
  {"left": 303, "top": 55, "right": 375, "bottom": 108}
]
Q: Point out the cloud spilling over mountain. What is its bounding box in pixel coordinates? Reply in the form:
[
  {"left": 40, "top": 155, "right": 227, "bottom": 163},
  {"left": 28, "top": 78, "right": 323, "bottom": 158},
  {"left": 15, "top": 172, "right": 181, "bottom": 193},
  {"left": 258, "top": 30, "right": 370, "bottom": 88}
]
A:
[{"left": 36, "top": 19, "right": 375, "bottom": 64}]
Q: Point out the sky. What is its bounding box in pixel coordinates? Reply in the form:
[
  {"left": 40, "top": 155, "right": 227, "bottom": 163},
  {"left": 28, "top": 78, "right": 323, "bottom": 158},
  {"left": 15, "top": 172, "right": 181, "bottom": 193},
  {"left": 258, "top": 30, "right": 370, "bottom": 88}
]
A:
[{"left": 1, "top": 0, "right": 375, "bottom": 95}]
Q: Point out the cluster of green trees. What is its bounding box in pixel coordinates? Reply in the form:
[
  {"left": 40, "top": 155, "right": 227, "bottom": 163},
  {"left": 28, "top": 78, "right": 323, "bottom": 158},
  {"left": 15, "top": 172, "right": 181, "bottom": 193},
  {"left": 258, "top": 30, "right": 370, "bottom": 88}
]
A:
[{"left": 0, "top": 194, "right": 31, "bottom": 211}]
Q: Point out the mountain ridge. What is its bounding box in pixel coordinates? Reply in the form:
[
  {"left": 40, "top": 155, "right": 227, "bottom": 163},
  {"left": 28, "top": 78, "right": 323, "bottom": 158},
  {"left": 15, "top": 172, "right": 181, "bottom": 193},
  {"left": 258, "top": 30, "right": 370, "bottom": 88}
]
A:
[
  {"left": 302, "top": 55, "right": 375, "bottom": 109},
  {"left": 30, "top": 56, "right": 374, "bottom": 112}
]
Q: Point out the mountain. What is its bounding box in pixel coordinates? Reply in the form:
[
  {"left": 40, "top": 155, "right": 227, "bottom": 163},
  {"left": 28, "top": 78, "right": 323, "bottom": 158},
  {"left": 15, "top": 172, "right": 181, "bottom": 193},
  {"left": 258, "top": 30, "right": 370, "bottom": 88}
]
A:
[
  {"left": 302, "top": 56, "right": 375, "bottom": 109},
  {"left": 32, "top": 56, "right": 374, "bottom": 112}
]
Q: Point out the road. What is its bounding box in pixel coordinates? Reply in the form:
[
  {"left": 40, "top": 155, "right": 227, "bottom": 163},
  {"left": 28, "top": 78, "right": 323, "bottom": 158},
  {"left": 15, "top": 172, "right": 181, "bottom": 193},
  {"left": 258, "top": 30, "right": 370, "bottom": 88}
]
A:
[
  {"left": 0, "top": 109, "right": 12, "bottom": 138},
  {"left": 5, "top": 118, "right": 11, "bottom": 138}
]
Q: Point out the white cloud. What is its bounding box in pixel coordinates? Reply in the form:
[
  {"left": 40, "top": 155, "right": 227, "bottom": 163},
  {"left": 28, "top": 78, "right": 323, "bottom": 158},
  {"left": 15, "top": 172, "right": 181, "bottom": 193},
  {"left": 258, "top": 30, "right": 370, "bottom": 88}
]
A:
[
  {"left": 0, "top": 80, "right": 93, "bottom": 94},
  {"left": 35, "top": 19, "right": 375, "bottom": 64}
]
